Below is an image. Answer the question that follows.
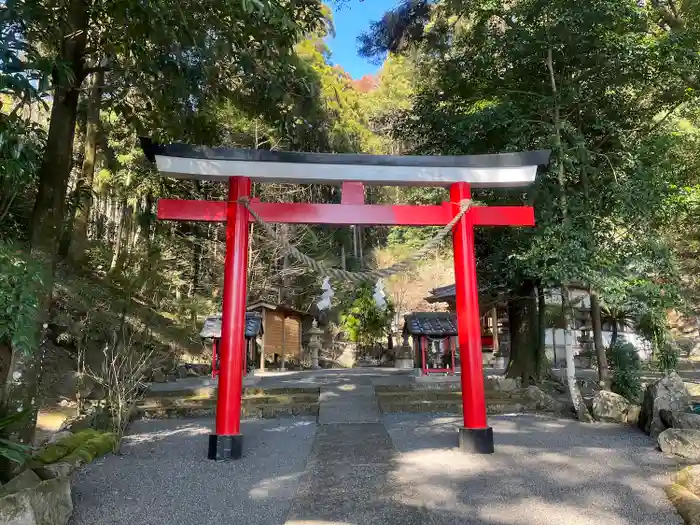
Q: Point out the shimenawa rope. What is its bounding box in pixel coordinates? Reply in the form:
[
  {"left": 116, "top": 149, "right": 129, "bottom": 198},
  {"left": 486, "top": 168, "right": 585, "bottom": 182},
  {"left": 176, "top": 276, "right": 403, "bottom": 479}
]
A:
[{"left": 238, "top": 197, "right": 474, "bottom": 283}]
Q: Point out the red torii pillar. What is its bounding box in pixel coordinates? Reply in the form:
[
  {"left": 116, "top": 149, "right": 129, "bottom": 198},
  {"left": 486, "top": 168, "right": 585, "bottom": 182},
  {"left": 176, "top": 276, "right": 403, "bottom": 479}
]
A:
[{"left": 157, "top": 180, "right": 534, "bottom": 459}]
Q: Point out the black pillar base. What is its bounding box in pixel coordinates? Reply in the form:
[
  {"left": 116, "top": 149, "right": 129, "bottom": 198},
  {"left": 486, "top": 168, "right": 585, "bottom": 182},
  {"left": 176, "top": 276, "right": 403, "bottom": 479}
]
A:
[
  {"left": 208, "top": 434, "right": 243, "bottom": 460},
  {"left": 458, "top": 426, "right": 494, "bottom": 454}
]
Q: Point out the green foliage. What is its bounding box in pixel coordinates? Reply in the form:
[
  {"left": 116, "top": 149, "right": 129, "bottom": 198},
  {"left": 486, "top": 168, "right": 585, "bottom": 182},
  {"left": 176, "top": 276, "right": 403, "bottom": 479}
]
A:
[
  {"left": 0, "top": 410, "right": 33, "bottom": 465},
  {"left": 339, "top": 285, "right": 394, "bottom": 348},
  {"left": 606, "top": 340, "right": 642, "bottom": 403},
  {"left": 0, "top": 244, "right": 46, "bottom": 356},
  {"left": 361, "top": 0, "right": 700, "bottom": 370},
  {"left": 0, "top": 114, "right": 45, "bottom": 236}
]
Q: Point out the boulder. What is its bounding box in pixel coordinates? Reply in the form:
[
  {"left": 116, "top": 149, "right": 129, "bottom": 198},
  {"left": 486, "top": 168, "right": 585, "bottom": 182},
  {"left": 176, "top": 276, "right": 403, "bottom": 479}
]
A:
[
  {"left": 485, "top": 376, "right": 520, "bottom": 393},
  {"left": 673, "top": 465, "right": 700, "bottom": 496},
  {"left": 661, "top": 409, "right": 700, "bottom": 431},
  {"left": 176, "top": 365, "right": 189, "bottom": 379},
  {"left": 660, "top": 408, "right": 674, "bottom": 429},
  {"left": 0, "top": 476, "right": 72, "bottom": 525},
  {"left": 685, "top": 382, "right": 700, "bottom": 398},
  {"left": 55, "top": 371, "right": 95, "bottom": 399},
  {"left": 1, "top": 470, "right": 42, "bottom": 496},
  {"left": 666, "top": 483, "right": 700, "bottom": 525},
  {"left": 151, "top": 369, "right": 166, "bottom": 383},
  {"left": 33, "top": 462, "right": 75, "bottom": 481},
  {"left": 658, "top": 428, "right": 700, "bottom": 461},
  {"left": 626, "top": 404, "right": 641, "bottom": 425},
  {"left": 523, "top": 385, "right": 565, "bottom": 413},
  {"left": 591, "top": 390, "right": 630, "bottom": 423},
  {"left": 166, "top": 373, "right": 177, "bottom": 382},
  {"left": 639, "top": 372, "right": 691, "bottom": 438}
]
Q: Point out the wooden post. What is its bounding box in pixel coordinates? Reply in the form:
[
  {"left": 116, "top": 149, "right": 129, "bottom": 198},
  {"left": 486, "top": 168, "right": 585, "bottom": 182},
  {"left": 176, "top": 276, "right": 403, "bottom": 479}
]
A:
[
  {"left": 281, "top": 313, "right": 287, "bottom": 371},
  {"left": 260, "top": 310, "right": 266, "bottom": 372}
]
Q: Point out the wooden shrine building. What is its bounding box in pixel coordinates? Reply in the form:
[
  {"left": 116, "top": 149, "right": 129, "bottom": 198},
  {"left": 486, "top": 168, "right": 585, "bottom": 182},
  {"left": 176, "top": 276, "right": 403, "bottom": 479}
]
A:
[{"left": 246, "top": 301, "right": 314, "bottom": 371}]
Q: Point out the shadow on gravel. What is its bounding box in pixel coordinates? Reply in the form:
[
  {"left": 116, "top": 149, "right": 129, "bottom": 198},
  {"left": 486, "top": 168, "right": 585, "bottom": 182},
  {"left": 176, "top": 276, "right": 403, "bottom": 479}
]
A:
[
  {"left": 380, "top": 413, "right": 682, "bottom": 525},
  {"left": 69, "top": 417, "right": 317, "bottom": 525}
]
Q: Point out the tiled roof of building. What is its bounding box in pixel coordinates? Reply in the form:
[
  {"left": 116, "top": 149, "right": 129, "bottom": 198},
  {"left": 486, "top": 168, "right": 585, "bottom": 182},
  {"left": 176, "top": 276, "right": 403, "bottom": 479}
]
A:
[
  {"left": 403, "top": 312, "right": 458, "bottom": 337},
  {"left": 427, "top": 284, "right": 456, "bottom": 302},
  {"left": 199, "top": 313, "right": 263, "bottom": 339}
]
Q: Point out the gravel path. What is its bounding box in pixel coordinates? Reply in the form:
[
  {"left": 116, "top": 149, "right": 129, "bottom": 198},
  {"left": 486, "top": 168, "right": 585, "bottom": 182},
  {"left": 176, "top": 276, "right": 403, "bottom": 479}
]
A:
[
  {"left": 383, "top": 413, "right": 683, "bottom": 525},
  {"left": 69, "top": 383, "right": 684, "bottom": 525},
  {"left": 69, "top": 417, "right": 316, "bottom": 525}
]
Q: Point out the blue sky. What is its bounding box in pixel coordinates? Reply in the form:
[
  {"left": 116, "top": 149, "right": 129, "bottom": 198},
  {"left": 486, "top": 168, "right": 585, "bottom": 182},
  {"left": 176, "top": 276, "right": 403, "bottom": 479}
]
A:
[{"left": 327, "top": 0, "right": 398, "bottom": 79}]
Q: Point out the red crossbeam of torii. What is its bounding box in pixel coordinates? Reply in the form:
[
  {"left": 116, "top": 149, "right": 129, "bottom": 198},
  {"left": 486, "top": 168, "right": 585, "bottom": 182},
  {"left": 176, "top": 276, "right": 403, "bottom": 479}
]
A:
[{"left": 144, "top": 140, "right": 550, "bottom": 460}]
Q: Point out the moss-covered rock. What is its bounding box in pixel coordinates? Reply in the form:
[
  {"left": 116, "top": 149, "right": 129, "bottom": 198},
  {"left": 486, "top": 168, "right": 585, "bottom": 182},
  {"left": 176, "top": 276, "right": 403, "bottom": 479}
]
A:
[
  {"left": 33, "top": 429, "right": 100, "bottom": 465},
  {"left": 61, "top": 433, "right": 116, "bottom": 465},
  {"left": 32, "top": 429, "right": 115, "bottom": 467}
]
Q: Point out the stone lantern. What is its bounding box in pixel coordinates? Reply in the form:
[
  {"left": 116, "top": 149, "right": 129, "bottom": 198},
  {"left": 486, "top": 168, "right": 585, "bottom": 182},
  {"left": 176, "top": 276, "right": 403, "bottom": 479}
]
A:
[{"left": 308, "top": 319, "right": 324, "bottom": 370}]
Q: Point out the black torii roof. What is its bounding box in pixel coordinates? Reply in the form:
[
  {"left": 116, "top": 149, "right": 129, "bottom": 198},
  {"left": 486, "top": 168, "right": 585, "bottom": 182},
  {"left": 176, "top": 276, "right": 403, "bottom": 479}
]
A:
[
  {"left": 199, "top": 313, "right": 263, "bottom": 339},
  {"left": 403, "top": 312, "right": 458, "bottom": 337}
]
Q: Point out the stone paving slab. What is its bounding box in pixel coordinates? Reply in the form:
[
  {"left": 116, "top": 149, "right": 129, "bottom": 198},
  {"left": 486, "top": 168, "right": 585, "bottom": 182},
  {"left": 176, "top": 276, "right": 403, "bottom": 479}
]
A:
[
  {"left": 285, "top": 423, "right": 433, "bottom": 525},
  {"left": 69, "top": 417, "right": 316, "bottom": 525}
]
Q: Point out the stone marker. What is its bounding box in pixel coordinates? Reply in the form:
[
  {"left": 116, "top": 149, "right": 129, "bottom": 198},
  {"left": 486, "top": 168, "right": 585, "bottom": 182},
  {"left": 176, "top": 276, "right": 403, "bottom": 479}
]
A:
[
  {"left": 639, "top": 372, "right": 691, "bottom": 438},
  {"left": 591, "top": 390, "right": 630, "bottom": 423},
  {"left": 658, "top": 428, "right": 700, "bottom": 461}
]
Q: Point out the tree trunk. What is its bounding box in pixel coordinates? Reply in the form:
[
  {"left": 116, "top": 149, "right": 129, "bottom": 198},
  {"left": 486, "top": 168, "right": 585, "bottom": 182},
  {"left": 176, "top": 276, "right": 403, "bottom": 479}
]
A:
[
  {"left": 611, "top": 321, "right": 619, "bottom": 347},
  {"left": 562, "top": 286, "right": 593, "bottom": 422},
  {"left": 189, "top": 234, "right": 202, "bottom": 298},
  {"left": 506, "top": 280, "right": 539, "bottom": 385},
  {"left": 18, "top": 0, "right": 89, "bottom": 445},
  {"left": 29, "top": 0, "right": 89, "bottom": 261},
  {"left": 546, "top": 47, "right": 591, "bottom": 422},
  {"left": 537, "top": 285, "right": 548, "bottom": 380},
  {"left": 590, "top": 290, "right": 609, "bottom": 388},
  {"left": 64, "top": 68, "right": 104, "bottom": 263},
  {"left": 109, "top": 201, "right": 128, "bottom": 272}
]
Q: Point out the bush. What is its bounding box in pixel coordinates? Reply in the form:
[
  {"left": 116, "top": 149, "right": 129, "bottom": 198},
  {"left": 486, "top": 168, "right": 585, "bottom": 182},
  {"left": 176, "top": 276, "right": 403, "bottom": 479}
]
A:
[
  {"left": 0, "top": 410, "right": 32, "bottom": 466},
  {"left": 657, "top": 341, "right": 679, "bottom": 374},
  {"left": 606, "top": 340, "right": 642, "bottom": 403}
]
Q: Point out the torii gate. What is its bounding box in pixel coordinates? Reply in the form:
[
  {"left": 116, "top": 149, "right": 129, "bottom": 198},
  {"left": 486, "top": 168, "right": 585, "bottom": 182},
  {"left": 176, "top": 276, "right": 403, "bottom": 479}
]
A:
[{"left": 142, "top": 140, "right": 550, "bottom": 460}]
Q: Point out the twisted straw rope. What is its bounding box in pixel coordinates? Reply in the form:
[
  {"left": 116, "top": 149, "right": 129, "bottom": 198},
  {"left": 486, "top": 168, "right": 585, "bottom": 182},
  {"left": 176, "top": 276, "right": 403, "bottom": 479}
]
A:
[{"left": 239, "top": 197, "right": 474, "bottom": 283}]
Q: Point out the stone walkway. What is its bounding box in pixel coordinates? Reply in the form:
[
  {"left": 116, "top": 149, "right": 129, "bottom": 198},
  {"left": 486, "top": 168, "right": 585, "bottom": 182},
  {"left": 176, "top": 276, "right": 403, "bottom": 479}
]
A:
[{"left": 286, "top": 372, "right": 421, "bottom": 523}]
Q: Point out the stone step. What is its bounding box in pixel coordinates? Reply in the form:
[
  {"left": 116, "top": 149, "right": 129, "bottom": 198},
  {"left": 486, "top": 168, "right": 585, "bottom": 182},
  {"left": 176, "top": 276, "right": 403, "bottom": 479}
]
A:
[
  {"left": 144, "top": 385, "right": 320, "bottom": 399},
  {"left": 137, "top": 399, "right": 320, "bottom": 419},
  {"left": 142, "top": 392, "right": 319, "bottom": 408},
  {"left": 377, "top": 399, "right": 535, "bottom": 415},
  {"left": 375, "top": 390, "right": 516, "bottom": 403},
  {"left": 374, "top": 383, "right": 461, "bottom": 393}
]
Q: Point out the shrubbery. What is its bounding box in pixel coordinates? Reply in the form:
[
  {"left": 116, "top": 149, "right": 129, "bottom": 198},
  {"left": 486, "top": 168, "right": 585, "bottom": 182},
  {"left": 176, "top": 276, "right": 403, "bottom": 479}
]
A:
[{"left": 606, "top": 340, "right": 642, "bottom": 402}]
